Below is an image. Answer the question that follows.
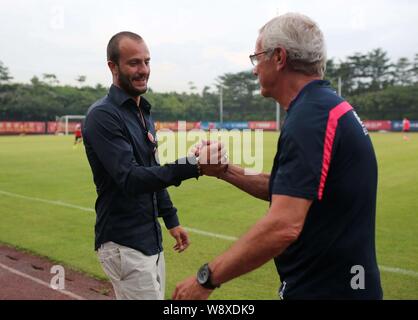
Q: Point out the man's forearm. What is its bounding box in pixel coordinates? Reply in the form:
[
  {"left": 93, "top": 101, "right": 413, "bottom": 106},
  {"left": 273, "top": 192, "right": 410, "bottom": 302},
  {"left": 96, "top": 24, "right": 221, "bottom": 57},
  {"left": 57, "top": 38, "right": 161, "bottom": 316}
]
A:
[
  {"left": 207, "top": 212, "right": 294, "bottom": 286},
  {"left": 218, "top": 164, "right": 270, "bottom": 201},
  {"left": 119, "top": 156, "right": 198, "bottom": 196},
  {"left": 207, "top": 195, "right": 311, "bottom": 288}
]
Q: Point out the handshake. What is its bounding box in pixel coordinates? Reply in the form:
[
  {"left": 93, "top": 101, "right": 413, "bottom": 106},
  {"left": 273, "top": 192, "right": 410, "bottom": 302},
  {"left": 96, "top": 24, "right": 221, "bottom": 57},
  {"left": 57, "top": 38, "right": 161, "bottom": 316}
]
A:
[{"left": 190, "top": 140, "right": 229, "bottom": 178}]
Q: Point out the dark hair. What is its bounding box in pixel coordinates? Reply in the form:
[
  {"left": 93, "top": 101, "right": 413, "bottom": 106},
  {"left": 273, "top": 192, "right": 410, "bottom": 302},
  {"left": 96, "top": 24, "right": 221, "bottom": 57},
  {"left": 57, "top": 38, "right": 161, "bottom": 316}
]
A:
[{"left": 107, "top": 31, "right": 143, "bottom": 64}]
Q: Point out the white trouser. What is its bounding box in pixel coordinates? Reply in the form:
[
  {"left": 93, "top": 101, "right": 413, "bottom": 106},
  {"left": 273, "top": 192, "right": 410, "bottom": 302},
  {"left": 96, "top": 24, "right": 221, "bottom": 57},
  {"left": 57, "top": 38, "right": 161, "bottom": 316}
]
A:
[{"left": 98, "top": 241, "right": 165, "bottom": 300}]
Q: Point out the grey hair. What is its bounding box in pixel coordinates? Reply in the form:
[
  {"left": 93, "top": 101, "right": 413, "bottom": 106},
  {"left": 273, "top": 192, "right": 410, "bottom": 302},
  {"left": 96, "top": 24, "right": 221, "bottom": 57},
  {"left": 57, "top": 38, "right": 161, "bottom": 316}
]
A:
[{"left": 259, "top": 13, "right": 327, "bottom": 78}]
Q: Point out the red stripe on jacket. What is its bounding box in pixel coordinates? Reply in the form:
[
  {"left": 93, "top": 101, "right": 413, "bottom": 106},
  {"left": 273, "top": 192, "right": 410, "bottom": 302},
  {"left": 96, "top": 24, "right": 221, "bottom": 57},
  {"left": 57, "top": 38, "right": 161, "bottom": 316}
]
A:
[{"left": 318, "top": 101, "right": 353, "bottom": 200}]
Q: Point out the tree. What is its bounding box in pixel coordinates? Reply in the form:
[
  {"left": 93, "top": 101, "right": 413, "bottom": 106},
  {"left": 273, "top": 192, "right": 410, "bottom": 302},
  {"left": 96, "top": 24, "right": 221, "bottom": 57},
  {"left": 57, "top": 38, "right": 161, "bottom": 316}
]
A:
[
  {"left": 346, "top": 52, "right": 370, "bottom": 94},
  {"left": 351, "top": 85, "right": 418, "bottom": 120},
  {"left": 76, "top": 75, "right": 86, "bottom": 86},
  {"left": 325, "top": 59, "right": 338, "bottom": 82},
  {"left": 393, "top": 57, "right": 412, "bottom": 86},
  {"left": 0, "top": 61, "right": 13, "bottom": 83},
  {"left": 95, "top": 83, "right": 106, "bottom": 91},
  {"left": 327, "top": 49, "right": 395, "bottom": 95},
  {"left": 366, "top": 48, "right": 393, "bottom": 90},
  {"left": 188, "top": 81, "right": 197, "bottom": 93},
  {"left": 411, "top": 53, "right": 418, "bottom": 84},
  {"left": 30, "top": 76, "right": 43, "bottom": 86},
  {"left": 325, "top": 58, "right": 356, "bottom": 96},
  {"left": 42, "top": 73, "right": 59, "bottom": 85},
  {"left": 215, "top": 70, "right": 276, "bottom": 120},
  {"left": 1, "top": 49, "right": 418, "bottom": 122},
  {"left": 202, "top": 85, "right": 211, "bottom": 97}
]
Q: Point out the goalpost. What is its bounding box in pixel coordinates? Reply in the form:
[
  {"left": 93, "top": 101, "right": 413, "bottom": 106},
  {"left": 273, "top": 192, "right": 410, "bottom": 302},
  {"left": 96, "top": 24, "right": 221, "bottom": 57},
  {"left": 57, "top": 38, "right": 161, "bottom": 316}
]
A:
[{"left": 55, "top": 115, "right": 85, "bottom": 135}]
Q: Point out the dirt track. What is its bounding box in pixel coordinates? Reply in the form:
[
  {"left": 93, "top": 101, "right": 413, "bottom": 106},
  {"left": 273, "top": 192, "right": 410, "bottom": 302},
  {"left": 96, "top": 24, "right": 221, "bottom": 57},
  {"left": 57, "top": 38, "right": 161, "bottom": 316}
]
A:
[{"left": 0, "top": 244, "right": 115, "bottom": 300}]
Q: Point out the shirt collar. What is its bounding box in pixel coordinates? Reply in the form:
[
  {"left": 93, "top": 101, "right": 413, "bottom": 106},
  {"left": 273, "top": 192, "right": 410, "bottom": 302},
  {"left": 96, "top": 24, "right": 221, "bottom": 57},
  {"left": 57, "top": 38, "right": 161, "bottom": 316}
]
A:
[
  {"left": 288, "top": 79, "right": 330, "bottom": 111},
  {"left": 108, "top": 84, "right": 152, "bottom": 113}
]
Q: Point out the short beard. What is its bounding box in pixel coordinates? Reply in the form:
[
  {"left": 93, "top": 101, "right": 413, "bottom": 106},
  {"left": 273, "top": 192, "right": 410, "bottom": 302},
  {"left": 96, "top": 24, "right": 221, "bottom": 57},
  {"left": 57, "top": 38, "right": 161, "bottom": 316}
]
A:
[{"left": 118, "top": 68, "right": 148, "bottom": 97}]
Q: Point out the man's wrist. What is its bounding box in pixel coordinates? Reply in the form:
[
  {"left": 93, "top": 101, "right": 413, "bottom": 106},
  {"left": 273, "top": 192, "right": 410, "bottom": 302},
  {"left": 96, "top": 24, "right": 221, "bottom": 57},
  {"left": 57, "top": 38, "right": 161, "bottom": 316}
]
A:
[
  {"left": 196, "top": 263, "right": 220, "bottom": 290},
  {"left": 184, "top": 155, "right": 202, "bottom": 178},
  {"left": 217, "top": 163, "right": 229, "bottom": 179}
]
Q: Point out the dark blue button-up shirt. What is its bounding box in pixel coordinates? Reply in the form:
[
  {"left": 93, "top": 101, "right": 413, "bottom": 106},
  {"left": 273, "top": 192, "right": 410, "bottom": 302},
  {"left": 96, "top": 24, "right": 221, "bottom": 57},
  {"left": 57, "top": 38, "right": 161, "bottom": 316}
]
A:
[{"left": 83, "top": 85, "right": 199, "bottom": 255}]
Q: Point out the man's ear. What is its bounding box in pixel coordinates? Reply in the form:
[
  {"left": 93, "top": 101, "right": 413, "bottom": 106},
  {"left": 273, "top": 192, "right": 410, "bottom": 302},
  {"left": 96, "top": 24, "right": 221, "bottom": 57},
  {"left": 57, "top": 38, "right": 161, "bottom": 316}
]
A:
[
  {"left": 107, "top": 60, "right": 118, "bottom": 76},
  {"left": 275, "top": 48, "right": 286, "bottom": 70}
]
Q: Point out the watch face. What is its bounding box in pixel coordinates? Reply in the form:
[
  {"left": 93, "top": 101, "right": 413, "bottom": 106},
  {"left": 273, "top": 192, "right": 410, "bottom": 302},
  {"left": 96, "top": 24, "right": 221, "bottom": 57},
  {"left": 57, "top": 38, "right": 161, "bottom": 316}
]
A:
[{"left": 197, "top": 264, "right": 209, "bottom": 284}]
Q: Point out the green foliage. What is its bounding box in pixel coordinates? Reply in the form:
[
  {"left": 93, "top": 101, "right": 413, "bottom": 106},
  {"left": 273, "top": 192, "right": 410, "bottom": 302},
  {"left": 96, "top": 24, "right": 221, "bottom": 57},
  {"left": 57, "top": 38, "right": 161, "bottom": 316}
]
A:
[
  {"left": 216, "top": 71, "right": 276, "bottom": 121},
  {"left": 325, "top": 49, "right": 418, "bottom": 118},
  {"left": 0, "top": 61, "right": 13, "bottom": 83},
  {"left": 326, "top": 49, "right": 417, "bottom": 94},
  {"left": 1, "top": 49, "right": 418, "bottom": 121},
  {"left": 350, "top": 84, "right": 418, "bottom": 120},
  {"left": 0, "top": 79, "right": 107, "bottom": 121}
]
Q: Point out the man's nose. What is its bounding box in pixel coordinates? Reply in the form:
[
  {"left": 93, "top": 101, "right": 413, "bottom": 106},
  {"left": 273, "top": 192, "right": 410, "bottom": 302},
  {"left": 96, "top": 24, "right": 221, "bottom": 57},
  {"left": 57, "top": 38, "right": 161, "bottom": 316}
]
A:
[{"left": 137, "top": 62, "right": 149, "bottom": 73}]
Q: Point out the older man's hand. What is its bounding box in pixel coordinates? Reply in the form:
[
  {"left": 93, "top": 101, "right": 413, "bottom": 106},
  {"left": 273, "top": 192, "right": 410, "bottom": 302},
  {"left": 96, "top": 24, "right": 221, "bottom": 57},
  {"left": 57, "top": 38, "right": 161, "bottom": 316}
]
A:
[{"left": 172, "top": 276, "right": 213, "bottom": 300}]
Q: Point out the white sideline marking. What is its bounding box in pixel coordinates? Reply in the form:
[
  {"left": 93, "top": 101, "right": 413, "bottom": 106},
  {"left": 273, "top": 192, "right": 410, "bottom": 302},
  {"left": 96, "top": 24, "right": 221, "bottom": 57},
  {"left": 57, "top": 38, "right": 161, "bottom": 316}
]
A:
[
  {"left": 1, "top": 189, "right": 418, "bottom": 279},
  {"left": 0, "top": 262, "right": 85, "bottom": 300},
  {"left": 0, "top": 190, "right": 95, "bottom": 213},
  {"left": 184, "top": 227, "right": 238, "bottom": 241},
  {"left": 379, "top": 266, "right": 418, "bottom": 278}
]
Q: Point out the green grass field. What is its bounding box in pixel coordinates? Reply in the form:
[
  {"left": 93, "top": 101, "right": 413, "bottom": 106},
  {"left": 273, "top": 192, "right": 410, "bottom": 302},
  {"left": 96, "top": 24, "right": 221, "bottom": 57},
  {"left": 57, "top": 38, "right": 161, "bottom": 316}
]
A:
[{"left": 0, "top": 132, "right": 417, "bottom": 299}]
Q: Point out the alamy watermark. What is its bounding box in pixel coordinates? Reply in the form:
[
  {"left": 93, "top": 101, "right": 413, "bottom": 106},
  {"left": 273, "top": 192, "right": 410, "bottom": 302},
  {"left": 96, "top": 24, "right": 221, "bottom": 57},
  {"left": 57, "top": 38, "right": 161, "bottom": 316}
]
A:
[
  {"left": 350, "top": 265, "right": 365, "bottom": 290},
  {"left": 50, "top": 6, "right": 65, "bottom": 30},
  {"left": 156, "top": 122, "right": 264, "bottom": 175},
  {"left": 50, "top": 265, "right": 65, "bottom": 290}
]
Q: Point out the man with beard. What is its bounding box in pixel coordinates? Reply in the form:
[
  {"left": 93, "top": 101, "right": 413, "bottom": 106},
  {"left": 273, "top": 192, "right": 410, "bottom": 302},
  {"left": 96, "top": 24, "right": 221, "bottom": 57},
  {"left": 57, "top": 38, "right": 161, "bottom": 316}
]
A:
[{"left": 83, "top": 32, "right": 226, "bottom": 300}]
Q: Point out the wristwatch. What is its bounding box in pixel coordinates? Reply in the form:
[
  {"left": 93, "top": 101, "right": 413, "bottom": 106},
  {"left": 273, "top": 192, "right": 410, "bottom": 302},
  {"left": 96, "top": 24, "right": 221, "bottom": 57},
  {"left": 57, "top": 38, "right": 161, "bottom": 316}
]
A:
[{"left": 196, "top": 263, "right": 220, "bottom": 290}]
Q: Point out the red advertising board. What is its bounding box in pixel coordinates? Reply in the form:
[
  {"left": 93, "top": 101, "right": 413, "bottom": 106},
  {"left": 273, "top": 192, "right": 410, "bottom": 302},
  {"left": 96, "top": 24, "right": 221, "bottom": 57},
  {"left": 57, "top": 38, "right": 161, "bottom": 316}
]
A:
[
  {"left": 363, "top": 120, "right": 391, "bottom": 131},
  {"left": 47, "top": 122, "right": 58, "bottom": 133},
  {"left": 66, "top": 122, "right": 81, "bottom": 133},
  {"left": 155, "top": 121, "right": 200, "bottom": 131},
  {"left": 0, "top": 121, "right": 45, "bottom": 134},
  {"left": 1, "top": 120, "right": 408, "bottom": 135},
  {"left": 248, "top": 121, "right": 277, "bottom": 131},
  {"left": 155, "top": 122, "right": 179, "bottom": 131}
]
